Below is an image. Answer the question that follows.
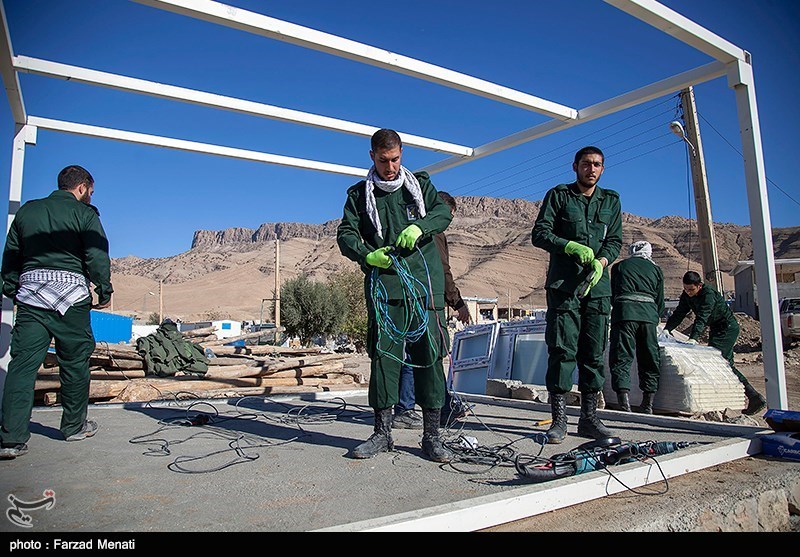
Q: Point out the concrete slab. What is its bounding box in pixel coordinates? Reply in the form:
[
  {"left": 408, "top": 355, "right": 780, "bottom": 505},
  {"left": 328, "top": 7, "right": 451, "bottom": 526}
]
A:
[{"left": 0, "top": 389, "right": 785, "bottom": 536}]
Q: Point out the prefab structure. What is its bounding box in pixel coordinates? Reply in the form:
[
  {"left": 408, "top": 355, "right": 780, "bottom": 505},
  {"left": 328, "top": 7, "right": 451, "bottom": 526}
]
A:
[{"left": 0, "top": 0, "right": 787, "bottom": 415}]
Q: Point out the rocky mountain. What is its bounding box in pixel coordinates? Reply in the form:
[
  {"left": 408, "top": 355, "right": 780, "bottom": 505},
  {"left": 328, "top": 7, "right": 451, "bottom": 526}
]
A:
[{"left": 109, "top": 196, "right": 798, "bottom": 323}]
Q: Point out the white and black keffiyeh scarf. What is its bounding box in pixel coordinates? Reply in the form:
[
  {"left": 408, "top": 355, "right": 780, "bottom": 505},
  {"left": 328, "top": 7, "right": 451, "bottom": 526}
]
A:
[
  {"left": 364, "top": 165, "right": 426, "bottom": 239},
  {"left": 629, "top": 241, "right": 653, "bottom": 260},
  {"left": 16, "top": 269, "right": 90, "bottom": 315}
]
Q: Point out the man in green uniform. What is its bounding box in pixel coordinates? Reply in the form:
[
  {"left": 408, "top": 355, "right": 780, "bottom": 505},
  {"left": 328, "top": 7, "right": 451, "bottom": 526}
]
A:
[
  {"left": 337, "top": 129, "right": 453, "bottom": 462},
  {"left": 609, "top": 241, "right": 664, "bottom": 414},
  {"left": 665, "top": 270, "right": 767, "bottom": 415},
  {"left": 0, "top": 165, "right": 113, "bottom": 459},
  {"left": 531, "top": 146, "right": 622, "bottom": 443}
]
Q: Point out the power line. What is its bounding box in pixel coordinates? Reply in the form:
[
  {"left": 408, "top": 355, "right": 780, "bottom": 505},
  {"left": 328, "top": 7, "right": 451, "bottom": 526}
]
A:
[
  {"left": 449, "top": 96, "right": 678, "bottom": 195},
  {"left": 460, "top": 116, "right": 674, "bottom": 199},
  {"left": 698, "top": 112, "right": 800, "bottom": 209}
]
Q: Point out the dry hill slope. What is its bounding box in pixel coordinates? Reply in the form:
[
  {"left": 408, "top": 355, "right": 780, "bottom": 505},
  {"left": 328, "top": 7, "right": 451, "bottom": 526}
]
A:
[{"left": 110, "top": 196, "right": 797, "bottom": 323}]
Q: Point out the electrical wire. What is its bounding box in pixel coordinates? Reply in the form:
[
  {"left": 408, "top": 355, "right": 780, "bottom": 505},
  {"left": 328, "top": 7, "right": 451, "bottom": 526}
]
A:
[
  {"left": 698, "top": 112, "right": 800, "bottom": 210},
  {"left": 127, "top": 397, "right": 355, "bottom": 474},
  {"left": 514, "top": 439, "right": 704, "bottom": 494},
  {"left": 449, "top": 95, "right": 679, "bottom": 196},
  {"left": 369, "top": 246, "right": 441, "bottom": 367}
]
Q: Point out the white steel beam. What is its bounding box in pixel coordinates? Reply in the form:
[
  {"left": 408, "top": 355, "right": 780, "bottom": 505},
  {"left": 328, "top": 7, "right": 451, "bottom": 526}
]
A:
[
  {"left": 319, "top": 436, "right": 759, "bottom": 531},
  {"left": 605, "top": 0, "right": 747, "bottom": 63},
  {"left": 1, "top": 123, "right": 36, "bottom": 412},
  {"left": 13, "top": 55, "right": 473, "bottom": 157},
  {"left": 28, "top": 117, "right": 369, "bottom": 177},
  {"left": 131, "top": 0, "right": 577, "bottom": 121},
  {"left": 727, "top": 59, "right": 788, "bottom": 410},
  {"left": 0, "top": 1, "right": 25, "bottom": 124},
  {"left": 419, "top": 61, "right": 726, "bottom": 175}
]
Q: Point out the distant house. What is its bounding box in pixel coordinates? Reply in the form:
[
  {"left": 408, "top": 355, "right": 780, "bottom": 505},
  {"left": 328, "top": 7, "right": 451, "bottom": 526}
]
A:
[
  {"left": 178, "top": 320, "right": 242, "bottom": 339},
  {"left": 463, "top": 297, "right": 498, "bottom": 323},
  {"left": 730, "top": 258, "right": 800, "bottom": 319}
]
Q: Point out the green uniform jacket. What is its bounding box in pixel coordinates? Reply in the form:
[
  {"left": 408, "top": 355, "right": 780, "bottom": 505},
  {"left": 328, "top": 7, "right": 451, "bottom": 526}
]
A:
[
  {"left": 136, "top": 321, "right": 209, "bottom": 377},
  {"left": 531, "top": 182, "right": 622, "bottom": 298},
  {"left": 665, "top": 283, "right": 735, "bottom": 341},
  {"left": 610, "top": 256, "right": 665, "bottom": 324},
  {"left": 1, "top": 190, "right": 113, "bottom": 305},
  {"left": 337, "top": 171, "right": 452, "bottom": 308}
]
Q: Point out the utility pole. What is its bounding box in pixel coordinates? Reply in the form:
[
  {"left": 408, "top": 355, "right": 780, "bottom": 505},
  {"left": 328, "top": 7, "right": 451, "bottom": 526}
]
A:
[
  {"left": 680, "top": 86, "right": 725, "bottom": 293},
  {"left": 507, "top": 288, "right": 511, "bottom": 321},
  {"left": 274, "top": 238, "right": 280, "bottom": 328},
  {"left": 158, "top": 279, "right": 163, "bottom": 324}
]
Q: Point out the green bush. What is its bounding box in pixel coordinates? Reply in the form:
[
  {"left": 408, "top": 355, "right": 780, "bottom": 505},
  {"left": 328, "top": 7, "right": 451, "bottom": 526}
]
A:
[
  {"left": 328, "top": 269, "right": 368, "bottom": 353},
  {"left": 280, "top": 274, "right": 347, "bottom": 346}
]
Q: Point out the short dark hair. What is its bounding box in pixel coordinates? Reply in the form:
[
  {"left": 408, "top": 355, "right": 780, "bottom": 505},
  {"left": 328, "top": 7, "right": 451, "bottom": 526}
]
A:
[
  {"left": 683, "top": 271, "right": 703, "bottom": 285},
  {"left": 573, "top": 146, "right": 604, "bottom": 166},
  {"left": 371, "top": 129, "right": 402, "bottom": 152},
  {"left": 438, "top": 191, "right": 456, "bottom": 212},
  {"left": 58, "top": 165, "right": 94, "bottom": 191}
]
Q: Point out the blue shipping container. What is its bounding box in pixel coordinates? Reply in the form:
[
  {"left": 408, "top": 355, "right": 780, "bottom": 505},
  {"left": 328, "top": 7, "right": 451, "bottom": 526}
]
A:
[{"left": 91, "top": 311, "right": 134, "bottom": 344}]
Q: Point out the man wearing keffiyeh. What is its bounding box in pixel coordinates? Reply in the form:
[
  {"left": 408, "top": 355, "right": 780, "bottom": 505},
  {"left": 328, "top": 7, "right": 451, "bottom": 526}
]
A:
[
  {"left": 608, "top": 241, "right": 664, "bottom": 414},
  {"left": 0, "top": 165, "right": 113, "bottom": 459},
  {"left": 337, "top": 129, "right": 453, "bottom": 462}
]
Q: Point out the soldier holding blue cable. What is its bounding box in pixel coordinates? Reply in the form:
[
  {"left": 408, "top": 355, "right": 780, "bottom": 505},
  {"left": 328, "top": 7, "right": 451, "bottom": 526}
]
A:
[{"left": 337, "top": 128, "right": 453, "bottom": 462}]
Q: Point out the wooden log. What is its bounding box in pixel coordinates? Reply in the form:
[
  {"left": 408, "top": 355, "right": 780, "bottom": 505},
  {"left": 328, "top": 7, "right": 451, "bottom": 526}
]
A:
[
  {"left": 203, "top": 354, "right": 347, "bottom": 379},
  {"left": 203, "top": 345, "right": 322, "bottom": 356},
  {"left": 204, "top": 361, "right": 343, "bottom": 380},
  {"left": 199, "top": 327, "right": 285, "bottom": 347},
  {"left": 106, "top": 380, "right": 364, "bottom": 403},
  {"left": 92, "top": 344, "right": 141, "bottom": 357},
  {"left": 38, "top": 369, "right": 147, "bottom": 381},
  {"left": 35, "top": 373, "right": 355, "bottom": 400},
  {"left": 88, "top": 357, "right": 145, "bottom": 370},
  {"left": 338, "top": 369, "right": 367, "bottom": 384},
  {"left": 230, "top": 362, "right": 345, "bottom": 380},
  {"left": 47, "top": 350, "right": 145, "bottom": 368},
  {"left": 195, "top": 356, "right": 255, "bottom": 366},
  {"left": 180, "top": 325, "right": 217, "bottom": 338}
]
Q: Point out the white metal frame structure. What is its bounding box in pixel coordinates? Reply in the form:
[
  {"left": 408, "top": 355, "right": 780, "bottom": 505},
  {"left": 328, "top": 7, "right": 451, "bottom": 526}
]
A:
[{"left": 0, "top": 0, "right": 788, "bottom": 417}]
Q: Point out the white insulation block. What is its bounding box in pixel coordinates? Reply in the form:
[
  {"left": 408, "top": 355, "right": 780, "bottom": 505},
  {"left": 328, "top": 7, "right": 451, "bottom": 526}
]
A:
[{"left": 603, "top": 336, "right": 745, "bottom": 414}]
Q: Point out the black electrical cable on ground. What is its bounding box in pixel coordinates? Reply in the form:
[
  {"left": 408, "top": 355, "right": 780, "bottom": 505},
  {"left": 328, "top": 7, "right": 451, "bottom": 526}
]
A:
[{"left": 128, "top": 397, "right": 354, "bottom": 474}]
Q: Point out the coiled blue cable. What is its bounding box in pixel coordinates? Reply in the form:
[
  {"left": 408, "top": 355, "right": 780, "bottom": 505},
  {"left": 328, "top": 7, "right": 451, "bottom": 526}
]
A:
[{"left": 369, "top": 246, "right": 439, "bottom": 365}]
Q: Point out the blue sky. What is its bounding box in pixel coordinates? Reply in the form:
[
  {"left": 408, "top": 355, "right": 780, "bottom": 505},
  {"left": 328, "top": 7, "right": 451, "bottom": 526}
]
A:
[{"left": 1, "top": 0, "right": 798, "bottom": 259}]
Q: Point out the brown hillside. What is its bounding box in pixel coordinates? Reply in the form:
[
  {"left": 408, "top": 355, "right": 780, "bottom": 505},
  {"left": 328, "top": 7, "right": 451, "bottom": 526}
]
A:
[{"left": 109, "top": 196, "right": 797, "bottom": 323}]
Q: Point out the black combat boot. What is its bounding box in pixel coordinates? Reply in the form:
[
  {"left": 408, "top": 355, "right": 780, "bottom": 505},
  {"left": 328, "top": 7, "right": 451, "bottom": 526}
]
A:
[
  {"left": 577, "top": 392, "right": 615, "bottom": 439},
  {"left": 546, "top": 393, "right": 568, "bottom": 444},
  {"left": 421, "top": 408, "right": 453, "bottom": 462},
  {"left": 639, "top": 392, "right": 655, "bottom": 414},
  {"left": 743, "top": 383, "right": 767, "bottom": 415},
  {"left": 351, "top": 407, "right": 394, "bottom": 459},
  {"left": 616, "top": 390, "right": 631, "bottom": 412}
]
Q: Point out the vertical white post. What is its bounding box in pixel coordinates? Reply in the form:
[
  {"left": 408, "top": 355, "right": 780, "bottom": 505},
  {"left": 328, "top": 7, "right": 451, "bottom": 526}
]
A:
[
  {"left": 1, "top": 124, "right": 35, "bottom": 411},
  {"left": 274, "top": 238, "right": 280, "bottom": 329},
  {"left": 728, "top": 59, "right": 788, "bottom": 410}
]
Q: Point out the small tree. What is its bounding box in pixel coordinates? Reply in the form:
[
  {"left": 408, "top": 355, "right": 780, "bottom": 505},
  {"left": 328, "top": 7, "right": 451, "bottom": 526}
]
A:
[
  {"left": 146, "top": 312, "right": 160, "bottom": 325},
  {"left": 280, "top": 274, "right": 347, "bottom": 346},
  {"left": 329, "top": 269, "right": 368, "bottom": 353}
]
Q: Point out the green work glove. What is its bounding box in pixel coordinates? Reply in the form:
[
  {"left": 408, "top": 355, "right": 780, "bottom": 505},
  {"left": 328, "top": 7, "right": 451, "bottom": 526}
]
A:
[
  {"left": 564, "top": 241, "right": 594, "bottom": 265},
  {"left": 580, "top": 259, "right": 604, "bottom": 298},
  {"left": 395, "top": 224, "right": 423, "bottom": 250},
  {"left": 365, "top": 247, "right": 393, "bottom": 269}
]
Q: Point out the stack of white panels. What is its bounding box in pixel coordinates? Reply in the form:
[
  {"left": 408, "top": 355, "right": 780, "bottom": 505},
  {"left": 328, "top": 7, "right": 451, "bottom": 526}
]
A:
[{"left": 603, "top": 337, "right": 745, "bottom": 414}]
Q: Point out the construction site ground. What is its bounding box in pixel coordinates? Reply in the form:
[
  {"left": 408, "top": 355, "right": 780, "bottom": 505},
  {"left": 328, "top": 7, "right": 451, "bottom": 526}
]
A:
[{"left": 0, "top": 348, "right": 798, "bottom": 541}]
